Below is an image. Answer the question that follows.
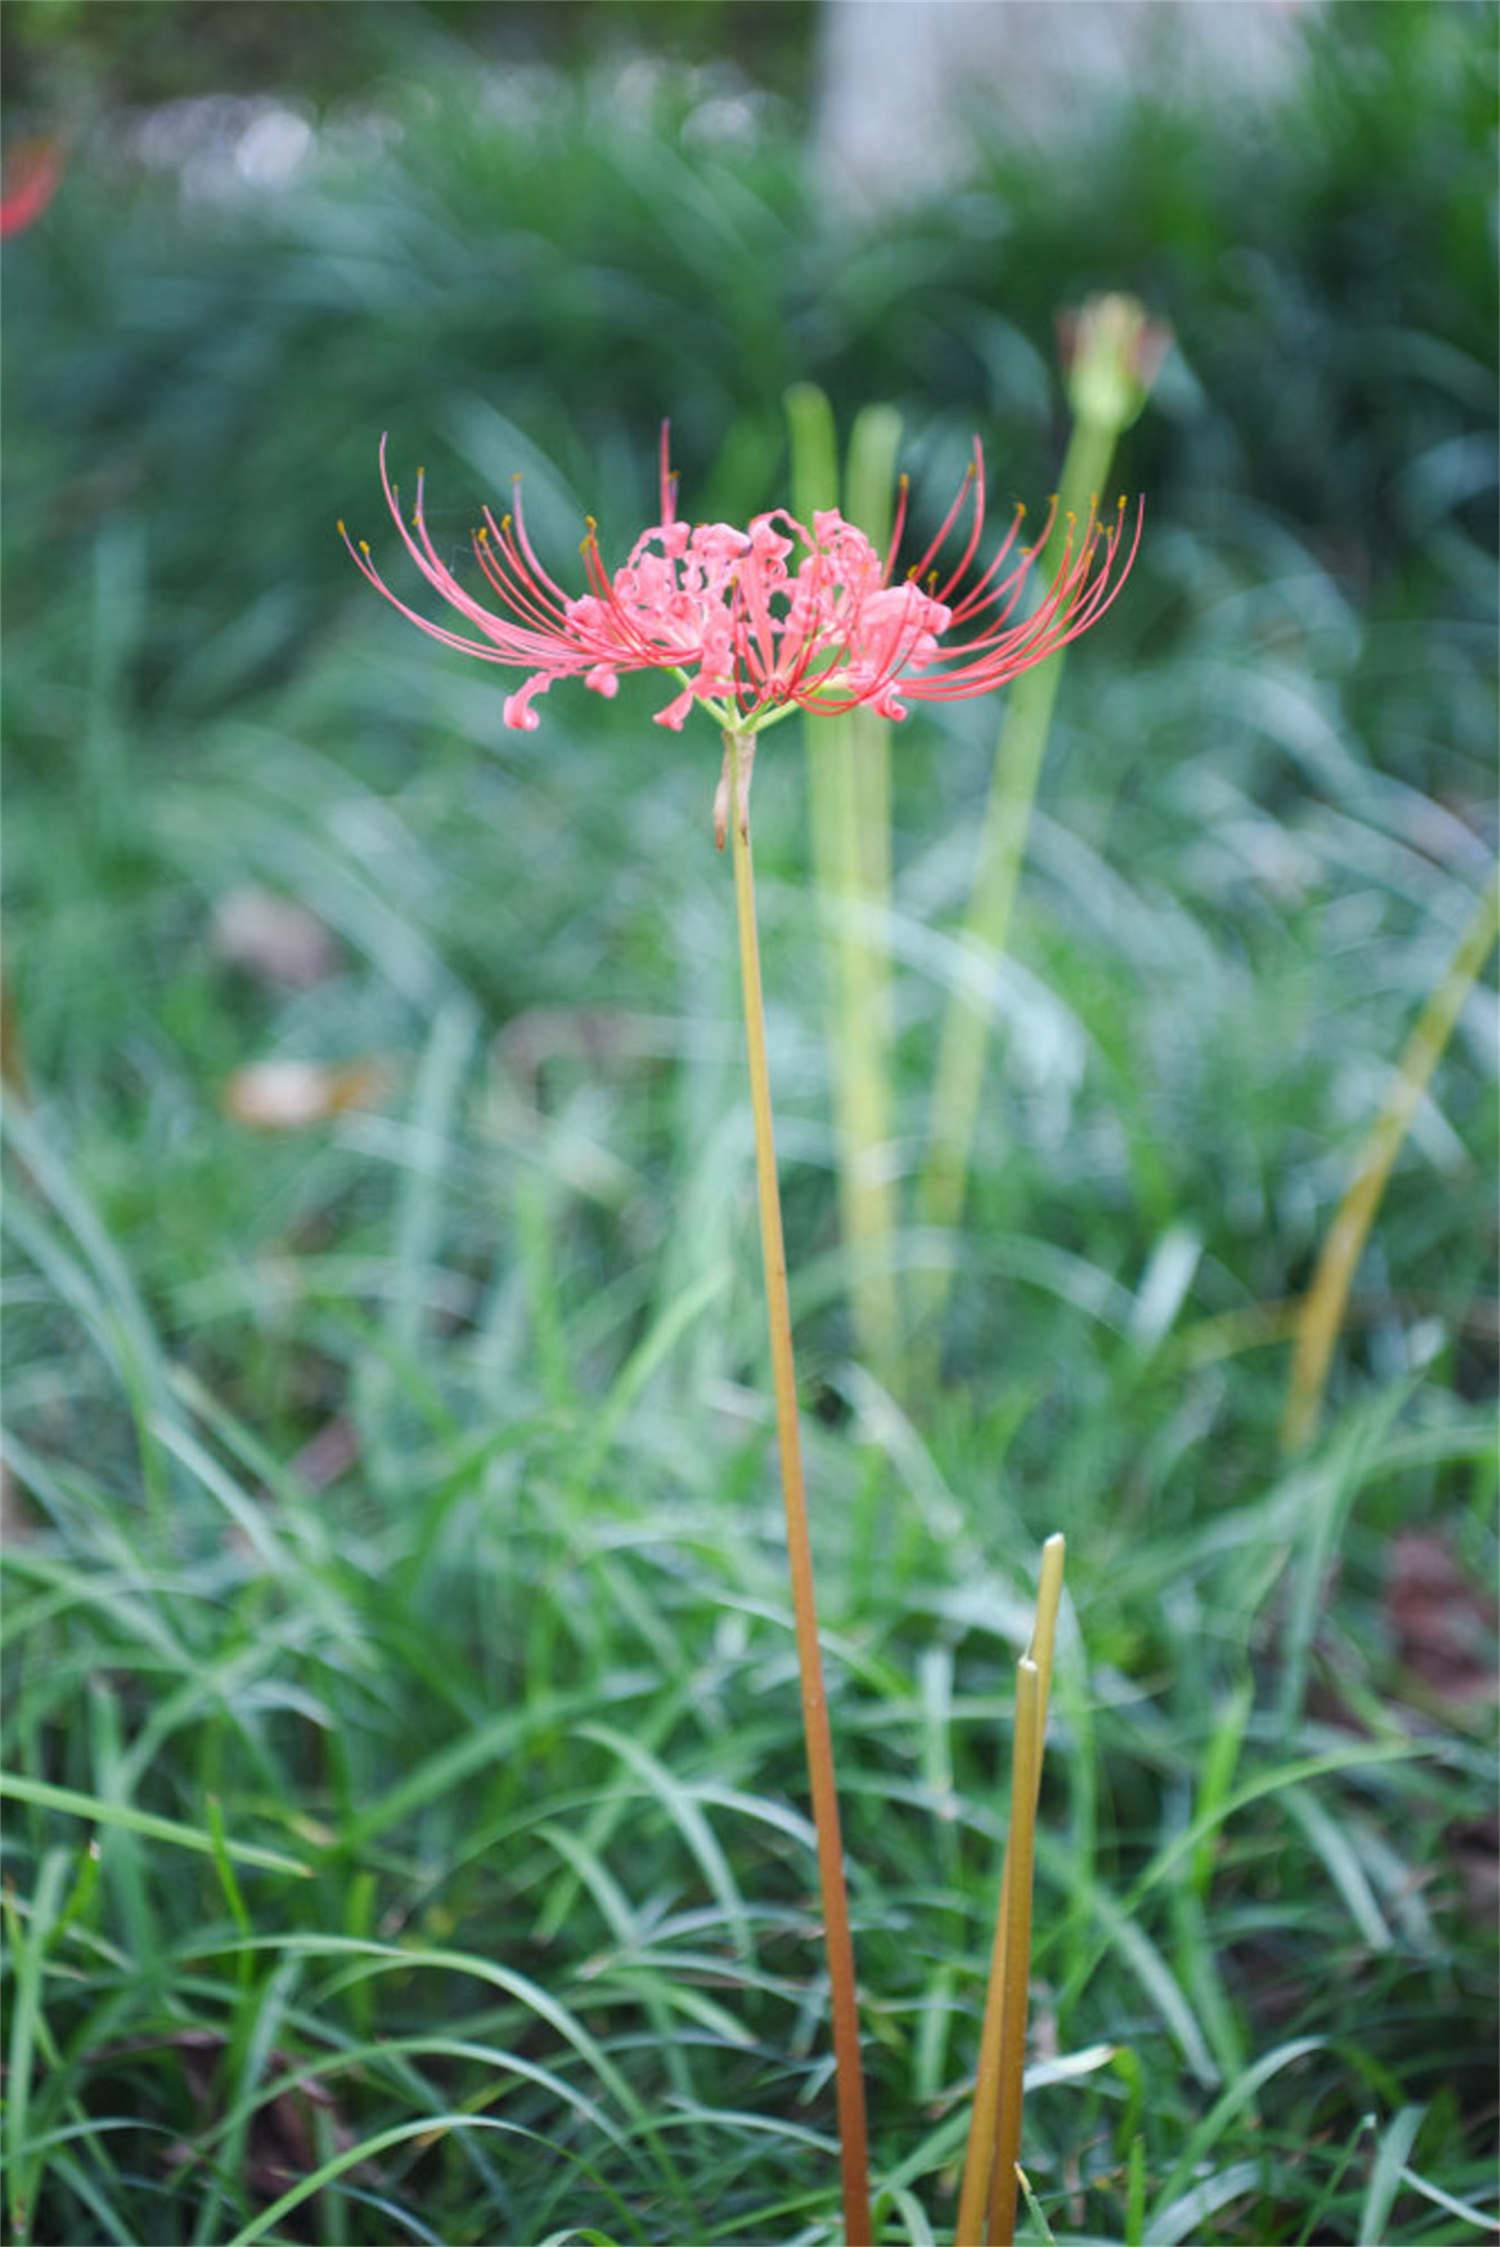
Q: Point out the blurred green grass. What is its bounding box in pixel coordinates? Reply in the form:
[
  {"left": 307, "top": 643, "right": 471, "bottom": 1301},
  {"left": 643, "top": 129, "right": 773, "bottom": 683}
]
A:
[{"left": 3, "top": 5, "right": 1497, "bottom": 2241}]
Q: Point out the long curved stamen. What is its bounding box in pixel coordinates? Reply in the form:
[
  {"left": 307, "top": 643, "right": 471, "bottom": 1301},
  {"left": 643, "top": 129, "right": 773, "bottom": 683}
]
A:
[
  {"left": 508, "top": 477, "right": 575, "bottom": 608},
  {"left": 474, "top": 513, "right": 574, "bottom": 636},
  {"left": 946, "top": 496, "right": 1049, "bottom": 629},
  {"left": 879, "top": 473, "right": 910, "bottom": 589},
  {"left": 582, "top": 522, "right": 698, "bottom": 669},
  {"left": 943, "top": 501, "right": 1124, "bottom": 661},
  {"left": 932, "top": 438, "right": 988, "bottom": 605},
  {"left": 341, "top": 524, "right": 546, "bottom": 666},
  {"left": 902, "top": 501, "right": 1142, "bottom": 698},
  {"left": 380, "top": 442, "right": 551, "bottom": 658},
  {"left": 904, "top": 453, "right": 978, "bottom": 585}
]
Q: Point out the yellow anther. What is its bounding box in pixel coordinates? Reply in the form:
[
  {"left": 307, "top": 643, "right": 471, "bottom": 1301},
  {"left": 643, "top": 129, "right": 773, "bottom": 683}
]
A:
[
  {"left": 477, "top": 525, "right": 489, "bottom": 541},
  {"left": 585, "top": 515, "right": 598, "bottom": 533},
  {"left": 336, "top": 519, "right": 346, "bottom": 535},
  {"left": 359, "top": 539, "right": 371, "bottom": 554}
]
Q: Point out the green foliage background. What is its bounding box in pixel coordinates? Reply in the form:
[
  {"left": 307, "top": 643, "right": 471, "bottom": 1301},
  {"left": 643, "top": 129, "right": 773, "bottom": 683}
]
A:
[{"left": 3, "top": 5, "right": 1496, "bottom": 2241}]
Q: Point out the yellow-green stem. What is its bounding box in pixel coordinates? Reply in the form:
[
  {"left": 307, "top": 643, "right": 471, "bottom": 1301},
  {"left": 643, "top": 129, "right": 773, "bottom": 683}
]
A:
[
  {"left": 839, "top": 406, "right": 904, "bottom": 1387},
  {"left": 984, "top": 1536, "right": 1064, "bottom": 2244},
  {"left": 1026, "top": 1536, "right": 1067, "bottom": 1731},
  {"left": 953, "top": 1658, "right": 1042, "bottom": 2247},
  {"left": 726, "top": 728, "right": 873, "bottom": 2245},
  {"left": 915, "top": 414, "right": 1117, "bottom": 1357},
  {"left": 986, "top": 1658, "right": 1043, "bottom": 2247},
  {"left": 953, "top": 1537, "right": 1064, "bottom": 2244},
  {"left": 1282, "top": 866, "right": 1500, "bottom": 1450}
]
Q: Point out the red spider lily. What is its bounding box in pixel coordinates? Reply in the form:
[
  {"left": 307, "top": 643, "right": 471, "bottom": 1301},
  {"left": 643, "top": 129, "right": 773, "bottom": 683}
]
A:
[{"left": 343, "top": 425, "right": 1140, "bottom": 738}]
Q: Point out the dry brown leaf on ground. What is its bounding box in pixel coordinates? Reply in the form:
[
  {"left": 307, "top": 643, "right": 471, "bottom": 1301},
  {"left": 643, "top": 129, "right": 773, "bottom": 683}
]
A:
[
  {"left": 1386, "top": 1529, "right": 1498, "bottom": 1705},
  {"left": 289, "top": 1414, "right": 361, "bottom": 1491},
  {"left": 154, "top": 2031, "right": 356, "bottom": 2202}
]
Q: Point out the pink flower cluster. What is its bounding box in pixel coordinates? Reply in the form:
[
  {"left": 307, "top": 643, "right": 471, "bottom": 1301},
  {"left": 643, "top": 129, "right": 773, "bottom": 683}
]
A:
[{"left": 344, "top": 426, "right": 1139, "bottom": 736}]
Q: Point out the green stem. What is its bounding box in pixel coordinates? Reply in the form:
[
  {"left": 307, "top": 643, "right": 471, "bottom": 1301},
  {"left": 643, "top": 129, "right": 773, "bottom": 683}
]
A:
[
  {"left": 954, "top": 1538, "right": 1064, "bottom": 2245},
  {"left": 726, "top": 729, "right": 873, "bottom": 2244},
  {"left": 788, "top": 386, "right": 904, "bottom": 1390},
  {"left": 984, "top": 1537, "right": 1064, "bottom": 2244},
  {"left": 840, "top": 407, "right": 904, "bottom": 1390},
  {"left": 953, "top": 1659, "right": 1042, "bottom": 2247},
  {"left": 915, "top": 414, "right": 1117, "bottom": 1356}
]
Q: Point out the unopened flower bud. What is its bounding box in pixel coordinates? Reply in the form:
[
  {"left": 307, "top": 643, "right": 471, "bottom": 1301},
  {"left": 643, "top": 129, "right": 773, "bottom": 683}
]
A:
[{"left": 1058, "top": 294, "right": 1172, "bottom": 435}]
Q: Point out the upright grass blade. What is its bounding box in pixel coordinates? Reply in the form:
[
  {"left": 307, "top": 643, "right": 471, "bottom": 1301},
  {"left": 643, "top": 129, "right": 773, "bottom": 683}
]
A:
[
  {"left": 954, "top": 1535, "right": 1065, "bottom": 2247},
  {"left": 6, "top": 1850, "right": 71, "bottom": 2243},
  {"left": 1358, "top": 2104, "right": 1426, "bottom": 2247},
  {"left": 786, "top": 383, "right": 904, "bottom": 1390},
  {"left": 915, "top": 302, "right": 1165, "bottom": 1368},
  {"left": 724, "top": 725, "right": 872, "bottom": 2244},
  {"left": 1282, "top": 864, "right": 1500, "bottom": 1448},
  {"left": 1014, "top": 2167, "right": 1059, "bottom": 2247}
]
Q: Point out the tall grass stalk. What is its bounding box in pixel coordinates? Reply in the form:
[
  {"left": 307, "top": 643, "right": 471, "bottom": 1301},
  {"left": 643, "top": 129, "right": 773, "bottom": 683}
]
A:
[
  {"left": 915, "top": 300, "right": 1165, "bottom": 1365},
  {"left": 1282, "top": 865, "right": 1500, "bottom": 1449},
  {"left": 955, "top": 1535, "right": 1065, "bottom": 2247},
  {"left": 725, "top": 725, "right": 873, "bottom": 2244},
  {"left": 787, "top": 384, "right": 903, "bottom": 1391}
]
